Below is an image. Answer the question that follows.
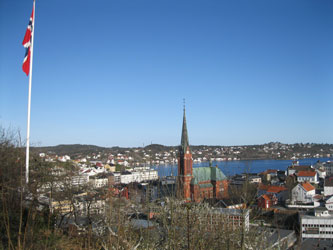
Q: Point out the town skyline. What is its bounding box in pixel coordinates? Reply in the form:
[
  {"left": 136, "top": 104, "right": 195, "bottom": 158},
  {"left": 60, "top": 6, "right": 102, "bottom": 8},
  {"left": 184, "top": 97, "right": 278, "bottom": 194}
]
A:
[{"left": 1, "top": 0, "right": 332, "bottom": 147}]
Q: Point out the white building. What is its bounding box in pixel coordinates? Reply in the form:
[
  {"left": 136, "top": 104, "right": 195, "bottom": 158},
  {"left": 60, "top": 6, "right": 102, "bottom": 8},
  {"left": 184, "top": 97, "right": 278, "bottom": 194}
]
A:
[
  {"left": 325, "top": 196, "right": 333, "bottom": 211},
  {"left": 300, "top": 208, "right": 333, "bottom": 240},
  {"left": 291, "top": 182, "right": 316, "bottom": 204},
  {"left": 120, "top": 169, "right": 158, "bottom": 184},
  {"left": 89, "top": 175, "right": 109, "bottom": 188},
  {"left": 296, "top": 171, "right": 319, "bottom": 184},
  {"left": 324, "top": 177, "right": 333, "bottom": 197},
  {"left": 316, "top": 169, "right": 326, "bottom": 179},
  {"left": 80, "top": 158, "right": 87, "bottom": 163},
  {"left": 287, "top": 165, "right": 313, "bottom": 176},
  {"left": 80, "top": 168, "right": 99, "bottom": 176},
  {"left": 58, "top": 155, "right": 71, "bottom": 162},
  {"left": 71, "top": 175, "right": 89, "bottom": 186},
  {"left": 324, "top": 161, "right": 333, "bottom": 176}
]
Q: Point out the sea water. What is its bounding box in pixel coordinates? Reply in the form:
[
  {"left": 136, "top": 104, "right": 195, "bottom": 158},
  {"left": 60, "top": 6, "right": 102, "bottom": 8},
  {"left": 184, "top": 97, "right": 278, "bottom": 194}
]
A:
[{"left": 153, "top": 157, "right": 332, "bottom": 177}]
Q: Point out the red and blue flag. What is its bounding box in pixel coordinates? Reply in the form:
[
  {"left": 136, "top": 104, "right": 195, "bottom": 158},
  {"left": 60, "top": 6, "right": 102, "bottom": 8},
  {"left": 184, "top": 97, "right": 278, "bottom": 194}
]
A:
[{"left": 22, "top": 6, "right": 34, "bottom": 76}]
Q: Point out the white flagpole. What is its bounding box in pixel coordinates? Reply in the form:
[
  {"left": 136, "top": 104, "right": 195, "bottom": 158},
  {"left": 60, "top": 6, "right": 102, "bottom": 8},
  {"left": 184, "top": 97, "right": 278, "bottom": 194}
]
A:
[{"left": 25, "top": 0, "right": 36, "bottom": 184}]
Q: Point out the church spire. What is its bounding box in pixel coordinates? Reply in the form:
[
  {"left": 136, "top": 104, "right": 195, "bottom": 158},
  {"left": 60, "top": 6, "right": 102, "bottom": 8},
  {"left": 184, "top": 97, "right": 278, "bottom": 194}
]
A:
[
  {"left": 177, "top": 101, "right": 193, "bottom": 201},
  {"left": 181, "top": 102, "right": 190, "bottom": 153}
]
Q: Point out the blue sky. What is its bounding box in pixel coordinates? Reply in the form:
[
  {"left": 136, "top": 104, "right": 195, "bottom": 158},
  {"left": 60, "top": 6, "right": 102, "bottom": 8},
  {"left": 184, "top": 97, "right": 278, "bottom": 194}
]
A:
[{"left": 1, "top": 0, "right": 332, "bottom": 147}]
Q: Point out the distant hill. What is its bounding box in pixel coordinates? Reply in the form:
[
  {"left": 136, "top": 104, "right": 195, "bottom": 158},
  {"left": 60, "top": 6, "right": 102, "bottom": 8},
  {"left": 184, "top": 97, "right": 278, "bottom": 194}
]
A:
[
  {"left": 31, "top": 144, "right": 108, "bottom": 156},
  {"left": 30, "top": 142, "right": 333, "bottom": 161},
  {"left": 144, "top": 144, "right": 174, "bottom": 151}
]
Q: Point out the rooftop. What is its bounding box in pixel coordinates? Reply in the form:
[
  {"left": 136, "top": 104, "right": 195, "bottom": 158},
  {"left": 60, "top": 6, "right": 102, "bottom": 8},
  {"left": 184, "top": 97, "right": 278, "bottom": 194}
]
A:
[
  {"left": 297, "top": 171, "right": 316, "bottom": 177},
  {"left": 260, "top": 194, "right": 276, "bottom": 201},
  {"left": 259, "top": 184, "right": 287, "bottom": 193},
  {"left": 212, "top": 208, "right": 249, "bottom": 216},
  {"left": 288, "top": 165, "right": 313, "bottom": 171},
  {"left": 191, "top": 167, "right": 227, "bottom": 185},
  {"left": 301, "top": 182, "right": 315, "bottom": 192}
]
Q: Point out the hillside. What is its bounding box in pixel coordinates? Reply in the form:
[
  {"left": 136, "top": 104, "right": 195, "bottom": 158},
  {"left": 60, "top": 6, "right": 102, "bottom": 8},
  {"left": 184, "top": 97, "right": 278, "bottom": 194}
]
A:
[
  {"left": 31, "top": 142, "right": 333, "bottom": 162},
  {"left": 31, "top": 144, "right": 108, "bottom": 156}
]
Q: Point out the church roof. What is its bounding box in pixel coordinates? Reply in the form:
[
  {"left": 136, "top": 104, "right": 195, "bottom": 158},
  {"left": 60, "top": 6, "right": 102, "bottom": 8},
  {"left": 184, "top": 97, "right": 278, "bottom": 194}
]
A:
[
  {"left": 199, "top": 183, "right": 214, "bottom": 188},
  {"left": 180, "top": 107, "right": 190, "bottom": 154},
  {"left": 191, "top": 167, "right": 227, "bottom": 185}
]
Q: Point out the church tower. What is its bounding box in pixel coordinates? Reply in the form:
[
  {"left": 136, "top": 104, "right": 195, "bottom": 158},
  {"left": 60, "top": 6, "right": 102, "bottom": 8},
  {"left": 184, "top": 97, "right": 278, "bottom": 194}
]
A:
[{"left": 177, "top": 106, "right": 193, "bottom": 201}]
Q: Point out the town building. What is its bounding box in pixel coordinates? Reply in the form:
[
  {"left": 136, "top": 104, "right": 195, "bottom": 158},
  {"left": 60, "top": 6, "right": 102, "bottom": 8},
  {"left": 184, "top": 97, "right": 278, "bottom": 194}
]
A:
[
  {"left": 296, "top": 171, "right": 319, "bottom": 184},
  {"left": 324, "top": 177, "right": 333, "bottom": 197},
  {"left": 316, "top": 168, "right": 326, "bottom": 179},
  {"left": 287, "top": 165, "right": 313, "bottom": 176},
  {"left": 71, "top": 175, "right": 90, "bottom": 186},
  {"left": 177, "top": 107, "right": 228, "bottom": 202},
  {"left": 324, "top": 161, "right": 333, "bottom": 176},
  {"left": 260, "top": 169, "right": 278, "bottom": 182},
  {"left": 258, "top": 184, "right": 288, "bottom": 204},
  {"left": 317, "top": 161, "right": 333, "bottom": 176},
  {"left": 104, "top": 164, "right": 116, "bottom": 172},
  {"left": 258, "top": 194, "right": 278, "bottom": 209},
  {"left": 120, "top": 169, "right": 158, "bottom": 184},
  {"left": 300, "top": 208, "right": 333, "bottom": 240},
  {"left": 291, "top": 182, "right": 316, "bottom": 205},
  {"left": 209, "top": 208, "right": 250, "bottom": 231},
  {"left": 107, "top": 169, "right": 158, "bottom": 185},
  {"left": 89, "top": 173, "right": 110, "bottom": 188},
  {"left": 325, "top": 196, "right": 333, "bottom": 211},
  {"left": 248, "top": 175, "right": 262, "bottom": 183}
]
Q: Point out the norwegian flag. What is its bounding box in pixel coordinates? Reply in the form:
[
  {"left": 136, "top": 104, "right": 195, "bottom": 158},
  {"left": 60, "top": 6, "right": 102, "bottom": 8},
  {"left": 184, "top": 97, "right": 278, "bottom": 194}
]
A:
[{"left": 22, "top": 6, "right": 34, "bottom": 76}]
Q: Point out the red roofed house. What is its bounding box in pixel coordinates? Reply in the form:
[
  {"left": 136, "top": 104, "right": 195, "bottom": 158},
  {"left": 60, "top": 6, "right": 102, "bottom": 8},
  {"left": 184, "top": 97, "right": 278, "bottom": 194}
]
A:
[
  {"left": 258, "top": 184, "right": 288, "bottom": 204},
  {"left": 258, "top": 194, "right": 278, "bottom": 209},
  {"left": 287, "top": 165, "right": 314, "bottom": 176},
  {"left": 291, "top": 182, "right": 316, "bottom": 205},
  {"left": 296, "top": 171, "right": 319, "bottom": 184}
]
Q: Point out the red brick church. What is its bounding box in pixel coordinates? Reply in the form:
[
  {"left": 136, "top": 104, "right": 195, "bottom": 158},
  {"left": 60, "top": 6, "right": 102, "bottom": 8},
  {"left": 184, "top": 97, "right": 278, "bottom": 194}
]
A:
[{"left": 178, "top": 108, "right": 228, "bottom": 202}]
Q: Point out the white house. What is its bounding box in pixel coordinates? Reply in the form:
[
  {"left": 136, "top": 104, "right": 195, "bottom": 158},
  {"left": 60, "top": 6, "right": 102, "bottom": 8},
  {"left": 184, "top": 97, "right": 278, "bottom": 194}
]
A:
[
  {"left": 291, "top": 182, "right": 316, "bottom": 204},
  {"left": 325, "top": 196, "right": 333, "bottom": 211},
  {"left": 324, "top": 177, "right": 333, "bottom": 196},
  {"left": 80, "top": 158, "right": 87, "bottom": 163},
  {"left": 324, "top": 161, "right": 333, "bottom": 176},
  {"left": 296, "top": 171, "right": 319, "bottom": 184},
  {"left": 58, "top": 155, "right": 71, "bottom": 162},
  {"left": 80, "top": 168, "right": 98, "bottom": 176},
  {"left": 316, "top": 169, "right": 326, "bottom": 179},
  {"left": 287, "top": 165, "right": 313, "bottom": 176}
]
